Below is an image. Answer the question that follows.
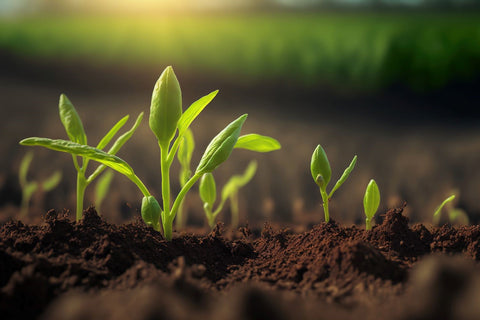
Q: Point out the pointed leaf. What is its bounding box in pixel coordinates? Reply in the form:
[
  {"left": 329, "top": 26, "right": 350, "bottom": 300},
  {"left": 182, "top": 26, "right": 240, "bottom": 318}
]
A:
[
  {"left": 363, "top": 179, "right": 380, "bottom": 219},
  {"left": 221, "top": 161, "right": 257, "bottom": 202},
  {"left": 329, "top": 155, "right": 357, "bottom": 197},
  {"left": 177, "top": 90, "right": 218, "bottom": 136},
  {"left": 96, "top": 115, "right": 129, "bottom": 150},
  {"left": 20, "top": 138, "right": 134, "bottom": 177},
  {"left": 195, "top": 114, "right": 247, "bottom": 174},
  {"left": 107, "top": 112, "right": 143, "bottom": 155},
  {"left": 234, "top": 134, "right": 281, "bottom": 152},
  {"left": 59, "top": 94, "right": 87, "bottom": 145}
]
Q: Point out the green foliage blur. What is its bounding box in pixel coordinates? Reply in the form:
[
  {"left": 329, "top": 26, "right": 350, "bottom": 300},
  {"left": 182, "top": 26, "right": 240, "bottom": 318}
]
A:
[{"left": 0, "top": 12, "right": 479, "bottom": 90}]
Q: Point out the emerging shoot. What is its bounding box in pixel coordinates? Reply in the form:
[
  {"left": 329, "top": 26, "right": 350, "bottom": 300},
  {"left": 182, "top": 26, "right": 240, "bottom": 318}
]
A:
[
  {"left": 363, "top": 179, "right": 380, "bottom": 230},
  {"left": 311, "top": 144, "right": 357, "bottom": 222}
]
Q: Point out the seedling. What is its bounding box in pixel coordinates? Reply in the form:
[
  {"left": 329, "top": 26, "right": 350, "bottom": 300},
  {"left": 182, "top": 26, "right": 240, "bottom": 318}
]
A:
[
  {"left": 311, "top": 144, "right": 357, "bottom": 222},
  {"left": 363, "top": 179, "right": 380, "bottom": 230},
  {"left": 432, "top": 194, "right": 469, "bottom": 225},
  {"left": 199, "top": 160, "right": 259, "bottom": 229},
  {"left": 18, "top": 151, "right": 62, "bottom": 216},
  {"left": 433, "top": 194, "right": 456, "bottom": 218},
  {"left": 148, "top": 66, "right": 281, "bottom": 240},
  {"left": 20, "top": 94, "right": 145, "bottom": 221}
]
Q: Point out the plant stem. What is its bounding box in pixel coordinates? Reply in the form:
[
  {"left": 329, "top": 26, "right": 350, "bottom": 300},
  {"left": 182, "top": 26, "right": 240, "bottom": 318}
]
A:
[
  {"left": 320, "top": 188, "right": 330, "bottom": 223},
  {"left": 230, "top": 192, "right": 239, "bottom": 229},
  {"left": 176, "top": 199, "right": 185, "bottom": 229},
  {"left": 76, "top": 171, "right": 87, "bottom": 221},
  {"left": 160, "top": 143, "right": 171, "bottom": 223},
  {"left": 366, "top": 217, "right": 372, "bottom": 230}
]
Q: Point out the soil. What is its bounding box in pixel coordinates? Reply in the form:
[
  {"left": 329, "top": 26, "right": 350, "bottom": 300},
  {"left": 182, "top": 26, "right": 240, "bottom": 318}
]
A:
[{"left": 1, "top": 206, "right": 480, "bottom": 320}]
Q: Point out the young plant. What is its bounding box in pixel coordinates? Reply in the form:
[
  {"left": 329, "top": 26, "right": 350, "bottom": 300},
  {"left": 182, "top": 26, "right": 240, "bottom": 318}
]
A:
[
  {"left": 175, "top": 128, "right": 195, "bottom": 229},
  {"left": 18, "top": 151, "right": 62, "bottom": 216},
  {"left": 311, "top": 144, "right": 357, "bottom": 222},
  {"left": 20, "top": 94, "right": 145, "bottom": 221},
  {"left": 148, "top": 66, "right": 281, "bottom": 240},
  {"left": 363, "top": 179, "right": 380, "bottom": 230},
  {"left": 199, "top": 160, "right": 260, "bottom": 229},
  {"left": 432, "top": 194, "right": 469, "bottom": 225}
]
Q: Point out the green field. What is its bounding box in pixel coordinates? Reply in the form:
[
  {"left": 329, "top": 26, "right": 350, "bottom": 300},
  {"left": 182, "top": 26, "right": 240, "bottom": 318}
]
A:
[{"left": 1, "top": 12, "right": 479, "bottom": 90}]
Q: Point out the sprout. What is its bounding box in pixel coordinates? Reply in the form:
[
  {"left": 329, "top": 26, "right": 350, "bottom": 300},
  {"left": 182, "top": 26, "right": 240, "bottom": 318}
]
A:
[
  {"left": 199, "top": 160, "right": 259, "bottom": 229},
  {"left": 20, "top": 95, "right": 148, "bottom": 221},
  {"left": 18, "top": 151, "right": 62, "bottom": 216},
  {"left": 311, "top": 144, "right": 357, "bottom": 222},
  {"left": 148, "top": 66, "right": 280, "bottom": 240},
  {"left": 363, "top": 179, "right": 380, "bottom": 230}
]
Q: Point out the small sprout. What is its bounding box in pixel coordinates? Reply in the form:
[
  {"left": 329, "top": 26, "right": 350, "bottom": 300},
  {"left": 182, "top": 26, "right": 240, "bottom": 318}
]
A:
[
  {"left": 94, "top": 169, "right": 114, "bottom": 212},
  {"left": 363, "top": 179, "right": 380, "bottom": 230},
  {"left": 141, "top": 195, "right": 162, "bottom": 231},
  {"left": 18, "top": 151, "right": 62, "bottom": 216},
  {"left": 311, "top": 144, "right": 357, "bottom": 222},
  {"left": 20, "top": 94, "right": 147, "bottom": 221},
  {"left": 433, "top": 195, "right": 456, "bottom": 218},
  {"left": 148, "top": 66, "right": 281, "bottom": 240},
  {"left": 432, "top": 194, "right": 467, "bottom": 225},
  {"left": 199, "top": 161, "right": 259, "bottom": 229}
]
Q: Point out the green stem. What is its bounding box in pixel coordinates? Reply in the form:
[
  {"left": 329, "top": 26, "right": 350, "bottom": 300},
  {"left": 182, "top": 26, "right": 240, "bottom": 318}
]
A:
[
  {"left": 168, "top": 173, "right": 202, "bottom": 233},
  {"left": 320, "top": 187, "right": 330, "bottom": 223},
  {"left": 366, "top": 217, "right": 372, "bottom": 231},
  {"left": 207, "top": 207, "right": 216, "bottom": 229},
  {"left": 160, "top": 143, "right": 171, "bottom": 222},
  {"left": 76, "top": 171, "right": 87, "bottom": 221},
  {"left": 176, "top": 199, "right": 185, "bottom": 229},
  {"left": 128, "top": 174, "right": 151, "bottom": 198},
  {"left": 230, "top": 192, "right": 239, "bottom": 229}
]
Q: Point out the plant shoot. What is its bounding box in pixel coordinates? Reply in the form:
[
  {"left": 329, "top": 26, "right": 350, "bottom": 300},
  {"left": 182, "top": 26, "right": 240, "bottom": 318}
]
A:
[{"left": 363, "top": 179, "right": 380, "bottom": 230}]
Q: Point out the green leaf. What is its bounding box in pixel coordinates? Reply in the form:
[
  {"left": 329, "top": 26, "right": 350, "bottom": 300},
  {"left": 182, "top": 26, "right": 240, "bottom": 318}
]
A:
[
  {"left": 149, "top": 66, "right": 182, "bottom": 145},
  {"left": 221, "top": 161, "right": 257, "bottom": 202},
  {"left": 363, "top": 179, "right": 380, "bottom": 220},
  {"left": 234, "top": 134, "right": 281, "bottom": 152},
  {"left": 58, "top": 94, "right": 87, "bottom": 145},
  {"left": 141, "top": 196, "right": 161, "bottom": 230},
  {"left": 107, "top": 112, "right": 143, "bottom": 155},
  {"left": 19, "top": 151, "right": 34, "bottom": 187},
  {"left": 24, "top": 182, "right": 38, "bottom": 202},
  {"left": 20, "top": 137, "right": 134, "bottom": 177},
  {"left": 177, "top": 90, "right": 218, "bottom": 136},
  {"left": 199, "top": 173, "right": 217, "bottom": 206},
  {"left": 42, "top": 171, "right": 62, "bottom": 192},
  {"left": 177, "top": 128, "right": 195, "bottom": 168},
  {"left": 195, "top": 114, "right": 247, "bottom": 174},
  {"left": 94, "top": 169, "right": 114, "bottom": 209},
  {"left": 433, "top": 195, "right": 456, "bottom": 217},
  {"left": 329, "top": 155, "right": 357, "bottom": 198},
  {"left": 311, "top": 145, "right": 331, "bottom": 189},
  {"left": 96, "top": 115, "right": 129, "bottom": 150}
]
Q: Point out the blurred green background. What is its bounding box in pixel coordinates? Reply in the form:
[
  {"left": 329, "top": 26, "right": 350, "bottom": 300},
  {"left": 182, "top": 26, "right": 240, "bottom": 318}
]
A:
[{"left": 1, "top": 0, "right": 480, "bottom": 227}]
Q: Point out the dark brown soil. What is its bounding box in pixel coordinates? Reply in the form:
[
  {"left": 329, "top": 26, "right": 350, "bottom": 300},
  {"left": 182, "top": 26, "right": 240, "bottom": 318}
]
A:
[{"left": 2, "top": 206, "right": 480, "bottom": 320}]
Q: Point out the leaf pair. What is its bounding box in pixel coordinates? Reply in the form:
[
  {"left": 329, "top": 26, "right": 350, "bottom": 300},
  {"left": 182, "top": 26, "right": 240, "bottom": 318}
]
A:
[{"left": 310, "top": 144, "right": 357, "bottom": 222}]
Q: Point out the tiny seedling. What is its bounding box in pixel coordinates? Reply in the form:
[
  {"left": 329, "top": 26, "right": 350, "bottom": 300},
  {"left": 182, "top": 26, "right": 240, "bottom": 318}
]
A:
[
  {"left": 148, "top": 66, "right": 281, "bottom": 240},
  {"left": 311, "top": 144, "right": 357, "bottom": 222},
  {"left": 363, "top": 179, "right": 380, "bottom": 230},
  {"left": 18, "top": 151, "right": 62, "bottom": 216},
  {"left": 432, "top": 194, "right": 469, "bottom": 225},
  {"left": 199, "top": 160, "right": 259, "bottom": 229},
  {"left": 20, "top": 94, "right": 145, "bottom": 221}
]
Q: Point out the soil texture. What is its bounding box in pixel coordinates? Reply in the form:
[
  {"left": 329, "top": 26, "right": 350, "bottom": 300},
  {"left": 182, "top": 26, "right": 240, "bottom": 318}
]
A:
[{"left": 1, "top": 206, "right": 480, "bottom": 320}]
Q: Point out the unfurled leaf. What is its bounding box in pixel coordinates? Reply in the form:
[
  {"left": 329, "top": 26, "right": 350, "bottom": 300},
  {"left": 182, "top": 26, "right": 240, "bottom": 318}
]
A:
[
  {"left": 329, "top": 155, "right": 357, "bottom": 197},
  {"left": 364, "top": 179, "right": 380, "bottom": 220},
  {"left": 234, "top": 134, "right": 281, "bottom": 152},
  {"left": 199, "top": 173, "right": 216, "bottom": 206},
  {"left": 311, "top": 144, "right": 331, "bottom": 189},
  {"left": 59, "top": 94, "right": 87, "bottom": 145},
  {"left": 149, "top": 66, "right": 182, "bottom": 145},
  {"left": 20, "top": 138, "right": 134, "bottom": 177},
  {"left": 107, "top": 112, "right": 143, "bottom": 155},
  {"left": 96, "top": 115, "right": 129, "bottom": 150},
  {"left": 195, "top": 114, "right": 247, "bottom": 174},
  {"left": 177, "top": 90, "right": 218, "bottom": 136}
]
